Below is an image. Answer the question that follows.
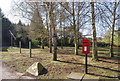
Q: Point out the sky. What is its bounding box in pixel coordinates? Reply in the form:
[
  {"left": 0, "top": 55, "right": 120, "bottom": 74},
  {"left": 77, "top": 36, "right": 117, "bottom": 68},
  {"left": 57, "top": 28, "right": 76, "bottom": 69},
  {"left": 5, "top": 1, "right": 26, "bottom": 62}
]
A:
[
  {"left": 0, "top": 0, "right": 12, "bottom": 17},
  {"left": 0, "top": 0, "right": 119, "bottom": 24},
  {"left": 0, "top": 0, "right": 92, "bottom": 37},
  {"left": 0, "top": 0, "right": 119, "bottom": 37},
  {"left": 0, "top": 0, "right": 24, "bottom": 24}
]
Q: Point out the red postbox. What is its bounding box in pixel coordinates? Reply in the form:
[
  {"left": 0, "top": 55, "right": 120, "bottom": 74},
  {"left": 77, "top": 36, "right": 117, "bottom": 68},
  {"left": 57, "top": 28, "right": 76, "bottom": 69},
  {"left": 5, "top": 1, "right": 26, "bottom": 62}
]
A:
[
  {"left": 82, "top": 39, "right": 90, "bottom": 54},
  {"left": 82, "top": 39, "right": 90, "bottom": 74}
]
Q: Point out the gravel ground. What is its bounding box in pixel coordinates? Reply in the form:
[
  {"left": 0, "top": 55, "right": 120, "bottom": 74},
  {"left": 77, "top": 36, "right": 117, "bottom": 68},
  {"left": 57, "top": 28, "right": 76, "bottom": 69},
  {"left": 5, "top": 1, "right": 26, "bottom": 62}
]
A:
[{"left": 0, "top": 60, "right": 35, "bottom": 80}]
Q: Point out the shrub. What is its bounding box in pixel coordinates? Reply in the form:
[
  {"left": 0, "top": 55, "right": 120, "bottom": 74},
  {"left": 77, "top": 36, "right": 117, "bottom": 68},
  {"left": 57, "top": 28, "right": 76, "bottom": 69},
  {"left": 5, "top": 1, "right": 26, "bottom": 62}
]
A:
[
  {"left": 2, "top": 48, "right": 8, "bottom": 51},
  {"left": 32, "top": 39, "right": 40, "bottom": 47},
  {"left": 97, "top": 42, "right": 110, "bottom": 47}
]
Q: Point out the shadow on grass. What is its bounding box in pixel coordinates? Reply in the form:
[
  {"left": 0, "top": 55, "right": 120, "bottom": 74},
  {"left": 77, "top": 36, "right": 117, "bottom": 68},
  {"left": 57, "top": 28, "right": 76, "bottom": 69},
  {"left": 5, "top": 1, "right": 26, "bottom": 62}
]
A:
[
  {"left": 1, "top": 50, "right": 8, "bottom": 52},
  {"left": 98, "top": 49, "right": 109, "bottom": 51},
  {"left": 98, "top": 59, "right": 120, "bottom": 64},
  {"left": 77, "top": 53, "right": 119, "bottom": 61},
  {"left": 98, "top": 52, "right": 109, "bottom": 55},
  {"left": 57, "top": 60, "right": 119, "bottom": 78},
  {"left": 87, "top": 73, "right": 118, "bottom": 78},
  {"left": 98, "top": 56, "right": 119, "bottom": 60}
]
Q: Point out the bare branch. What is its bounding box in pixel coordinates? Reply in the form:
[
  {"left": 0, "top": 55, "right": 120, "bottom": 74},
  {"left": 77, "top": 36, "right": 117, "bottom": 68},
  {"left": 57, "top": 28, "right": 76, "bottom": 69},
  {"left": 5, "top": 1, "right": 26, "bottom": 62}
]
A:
[{"left": 59, "top": 2, "right": 73, "bottom": 15}]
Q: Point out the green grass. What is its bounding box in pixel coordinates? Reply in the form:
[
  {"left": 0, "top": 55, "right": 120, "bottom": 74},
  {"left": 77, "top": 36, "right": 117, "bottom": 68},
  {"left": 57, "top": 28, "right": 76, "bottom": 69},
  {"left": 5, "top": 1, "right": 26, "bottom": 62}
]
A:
[{"left": 1, "top": 46, "right": 120, "bottom": 80}]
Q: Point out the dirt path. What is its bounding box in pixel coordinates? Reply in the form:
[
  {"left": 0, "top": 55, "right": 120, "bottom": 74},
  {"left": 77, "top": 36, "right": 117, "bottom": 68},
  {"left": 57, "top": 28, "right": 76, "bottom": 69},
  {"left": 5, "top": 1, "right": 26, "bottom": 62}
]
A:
[{"left": 0, "top": 60, "right": 35, "bottom": 80}]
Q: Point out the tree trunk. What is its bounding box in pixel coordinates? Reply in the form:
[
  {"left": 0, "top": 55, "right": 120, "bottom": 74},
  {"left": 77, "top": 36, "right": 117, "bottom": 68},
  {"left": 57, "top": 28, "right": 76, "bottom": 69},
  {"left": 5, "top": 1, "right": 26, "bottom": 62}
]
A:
[
  {"left": 109, "top": 2, "right": 116, "bottom": 57},
  {"left": 46, "top": 11, "right": 49, "bottom": 48},
  {"left": 90, "top": 1, "right": 98, "bottom": 61},
  {"left": 118, "top": 28, "right": 120, "bottom": 79},
  {"left": 72, "top": 2, "right": 78, "bottom": 55},
  {"left": 63, "top": 27, "right": 65, "bottom": 46},
  {"left": 41, "top": 38, "right": 44, "bottom": 49},
  {"left": 77, "top": 29, "right": 79, "bottom": 49},
  {"left": 77, "top": 3, "right": 80, "bottom": 49},
  {"left": 49, "top": 3, "right": 57, "bottom": 61},
  {"left": 46, "top": 3, "right": 52, "bottom": 53},
  {"left": 117, "top": 5, "right": 120, "bottom": 79},
  {"left": 49, "top": 24, "right": 52, "bottom": 53},
  {"left": 60, "top": 13, "right": 63, "bottom": 49}
]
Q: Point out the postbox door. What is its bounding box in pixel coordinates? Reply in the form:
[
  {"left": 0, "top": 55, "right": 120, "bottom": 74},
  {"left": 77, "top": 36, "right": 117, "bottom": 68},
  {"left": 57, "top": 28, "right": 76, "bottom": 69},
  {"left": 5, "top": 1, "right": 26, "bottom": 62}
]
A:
[{"left": 82, "top": 45, "right": 90, "bottom": 54}]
